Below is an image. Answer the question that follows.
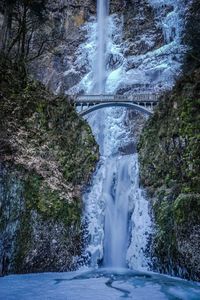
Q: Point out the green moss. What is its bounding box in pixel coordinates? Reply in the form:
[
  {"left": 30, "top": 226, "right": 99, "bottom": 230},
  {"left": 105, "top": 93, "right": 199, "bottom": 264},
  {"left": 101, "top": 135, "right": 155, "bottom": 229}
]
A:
[
  {"left": 24, "top": 173, "right": 42, "bottom": 209},
  {"left": 139, "top": 95, "right": 200, "bottom": 195},
  {"left": 154, "top": 199, "right": 174, "bottom": 233},
  {"left": 153, "top": 199, "right": 179, "bottom": 267},
  {"left": 138, "top": 69, "right": 200, "bottom": 278},
  {"left": 14, "top": 212, "right": 32, "bottom": 273},
  {"left": 0, "top": 55, "right": 99, "bottom": 185},
  {"left": 23, "top": 172, "right": 81, "bottom": 226},
  {"left": 173, "top": 193, "right": 200, "bottom": 225},
  {"left": 0, "top": 55, "right": 99, "bottom": 274}
]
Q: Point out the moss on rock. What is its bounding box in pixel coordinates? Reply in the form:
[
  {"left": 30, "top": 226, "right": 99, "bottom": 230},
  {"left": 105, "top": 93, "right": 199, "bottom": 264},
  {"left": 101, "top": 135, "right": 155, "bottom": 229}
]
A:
[
  {"left": 138, "top": 69, "right": 200, "bottom": 281},
  {"left": 0, "top": 55, "right": 99, "bottom": 275}
]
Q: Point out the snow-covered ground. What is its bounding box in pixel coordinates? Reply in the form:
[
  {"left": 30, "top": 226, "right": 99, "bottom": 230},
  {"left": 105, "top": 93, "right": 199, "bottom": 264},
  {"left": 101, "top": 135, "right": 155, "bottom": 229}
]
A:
[{"left": 1, "top": 268, "right": 200, "bottom": 300}]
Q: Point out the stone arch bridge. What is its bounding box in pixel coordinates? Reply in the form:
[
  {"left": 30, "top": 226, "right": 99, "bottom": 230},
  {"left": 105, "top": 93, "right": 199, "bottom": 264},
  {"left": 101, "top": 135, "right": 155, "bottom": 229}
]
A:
[{"left": 73, "top": 94, "right": 160, "bottom": 116}]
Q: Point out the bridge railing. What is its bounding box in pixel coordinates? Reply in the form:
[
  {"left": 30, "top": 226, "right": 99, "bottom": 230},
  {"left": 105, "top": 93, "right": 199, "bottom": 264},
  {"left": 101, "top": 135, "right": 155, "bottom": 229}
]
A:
[
  {"left": 76, "top": 93, "right": 160, "bottom": 103},
  {"left": 76, "top": 95, "right": 115, "bottom": 102}
]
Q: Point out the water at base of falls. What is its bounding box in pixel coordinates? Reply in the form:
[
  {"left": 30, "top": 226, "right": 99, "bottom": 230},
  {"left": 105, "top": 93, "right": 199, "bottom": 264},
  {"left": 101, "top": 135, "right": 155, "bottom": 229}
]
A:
[{"left": 1, "top": 269, "right": 200, "bottom": 300}]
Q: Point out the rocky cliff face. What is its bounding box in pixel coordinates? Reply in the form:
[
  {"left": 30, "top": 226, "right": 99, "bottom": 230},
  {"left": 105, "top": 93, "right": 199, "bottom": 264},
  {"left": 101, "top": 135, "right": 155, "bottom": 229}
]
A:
[
  {"left": 29, "top": 0, "right": 95, "bottom": 93},
  {"left": 28, "top": 0, "right": 198, "bottom": 280},
  {"left": 0, "top": 0, "right": 188, "bottom": 96},
  {"left": 138, "top": 0, "right": 200, "bottom": 281},
  {"left": 0, "top": 56, "right": 98, "bottom": 275},
  {"left": 29, "top": 0, "right": 169, "bottom": 94},
  {"left": 138, "top": 68, "right": 200, "bottom": 281},
  {"left": 0, "top": 0, "right": 198, "bottom": 280},
  {"left": 68, "top": 0, "right": 188, "bottom": 95}
]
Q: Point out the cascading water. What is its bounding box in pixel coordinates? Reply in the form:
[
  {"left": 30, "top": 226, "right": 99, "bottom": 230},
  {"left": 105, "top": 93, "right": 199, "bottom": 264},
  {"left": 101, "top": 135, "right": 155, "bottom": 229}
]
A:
[
  {"left": 83, "top": 108, "right": 152, "bottom": 270},
  {"left": 79, "top": 0, "right": 187, "bottom": 271},
  {"left": 103, "top": 156, "right": 130, "bottom": 268},
  {"left": 82, "top": 0, "right": 152, "bottom": 270},
  {"left": 95, "top": 0, "right": 109, "bottom": 94}
]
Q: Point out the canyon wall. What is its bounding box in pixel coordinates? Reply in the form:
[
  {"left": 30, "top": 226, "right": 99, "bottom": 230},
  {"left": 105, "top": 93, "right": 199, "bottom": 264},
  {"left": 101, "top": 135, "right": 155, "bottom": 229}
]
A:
[
  {"left": 0, "top": 56, "right": 98, "bottom": 275},
  {"left": 138, "top": 0, "right": 200, "bottom": 281}
]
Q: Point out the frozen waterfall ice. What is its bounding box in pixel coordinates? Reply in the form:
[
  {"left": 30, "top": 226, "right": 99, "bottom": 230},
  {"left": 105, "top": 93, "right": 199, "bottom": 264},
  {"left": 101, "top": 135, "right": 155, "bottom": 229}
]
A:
[
  {"left": 80, "top": 0, "right": 152, "bottom": 270},
  {"left": 77, "top": 0, "right": 187, "bottom": 271},
  {"left": 83, "top": 108, "right": 152, "bottom": 270},
  {"left": 69, "top": 0, "right": 187, "bottom": 95}
]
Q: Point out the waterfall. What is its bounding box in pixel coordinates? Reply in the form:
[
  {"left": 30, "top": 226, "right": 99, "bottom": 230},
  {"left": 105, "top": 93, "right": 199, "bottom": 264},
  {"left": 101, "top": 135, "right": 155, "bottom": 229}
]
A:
[
  {"left": 83, "top": 108, "right": 152, "bottom": 270},
  {"left": 80, "top": 0, "right": 152, "bottom": 270},
  {"left": 95, "top": 0, "right": 109, "bottom": 94},
  {"left": 67, "top": 0, "right": 188, "bottom": 273},
  {"left": 70, "top": 0, "right": 187, "bottom": 95},
  {"left": 103, "top": 156, "right": 130, "bottom": 267}
]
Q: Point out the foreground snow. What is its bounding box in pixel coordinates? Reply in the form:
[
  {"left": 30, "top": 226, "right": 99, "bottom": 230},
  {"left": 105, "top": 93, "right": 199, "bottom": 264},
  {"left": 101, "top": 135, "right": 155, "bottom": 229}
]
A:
[{"left": 1, "top": 268, "right": 200, "bottom": 300}]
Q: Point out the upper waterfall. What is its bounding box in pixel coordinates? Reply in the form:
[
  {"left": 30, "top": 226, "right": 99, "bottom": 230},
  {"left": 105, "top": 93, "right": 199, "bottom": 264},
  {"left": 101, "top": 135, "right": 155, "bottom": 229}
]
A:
[
  {"left": 69, "top": 0, "right": 187, "bottom": 95},
  {"left": 95, "top": 0, "right": 109, "bottom": 94}
]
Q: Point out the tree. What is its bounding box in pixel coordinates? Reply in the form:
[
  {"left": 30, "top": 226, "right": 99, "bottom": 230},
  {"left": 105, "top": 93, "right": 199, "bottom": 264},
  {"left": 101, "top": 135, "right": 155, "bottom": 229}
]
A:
[
  {"left": 0, "top": 0, "right": 16, "bottom": 51},
  {"left": 0, "top": 0, "right": 49, "bottom": 63}
]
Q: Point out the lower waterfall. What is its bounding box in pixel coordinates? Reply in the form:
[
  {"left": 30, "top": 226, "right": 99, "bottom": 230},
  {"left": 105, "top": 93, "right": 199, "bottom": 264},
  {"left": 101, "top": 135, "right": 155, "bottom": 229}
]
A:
[
  {"left": 103, "top": 155, "right": 130, "bottom": 268},
  {"left": 83, "top": 108, "right": 152, "bottom": 270}
]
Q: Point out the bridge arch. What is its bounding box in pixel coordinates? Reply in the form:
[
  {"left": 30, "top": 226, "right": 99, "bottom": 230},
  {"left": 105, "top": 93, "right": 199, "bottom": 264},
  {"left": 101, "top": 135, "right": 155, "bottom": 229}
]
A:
[{"left": 78, "top": 102, "right": 153, "bottom": 117}]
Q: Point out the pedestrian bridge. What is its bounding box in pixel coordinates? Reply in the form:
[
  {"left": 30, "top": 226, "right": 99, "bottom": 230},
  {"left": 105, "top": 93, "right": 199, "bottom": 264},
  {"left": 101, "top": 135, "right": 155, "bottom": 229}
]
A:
[{"left": 73, "top": 94, "right": 160, "bottom": 116}]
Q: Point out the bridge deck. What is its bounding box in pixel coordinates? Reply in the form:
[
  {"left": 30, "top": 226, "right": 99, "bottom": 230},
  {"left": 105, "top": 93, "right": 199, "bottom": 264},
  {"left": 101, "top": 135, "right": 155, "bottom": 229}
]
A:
[
  {"left": 75, "top": 94, "right": 159, "bottom": 103},
  {"left": 73, "top": 93, "right": 160, "bottom": 116}
]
